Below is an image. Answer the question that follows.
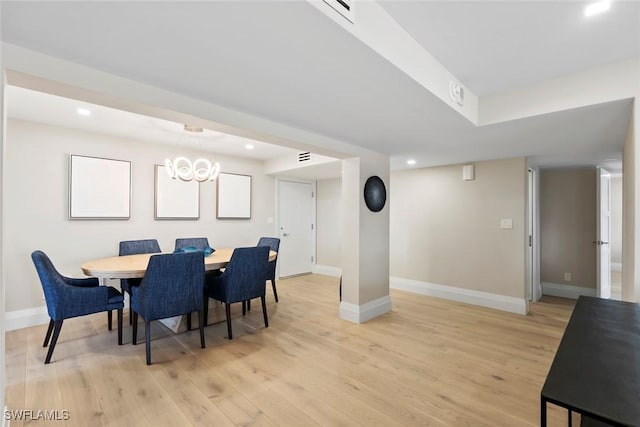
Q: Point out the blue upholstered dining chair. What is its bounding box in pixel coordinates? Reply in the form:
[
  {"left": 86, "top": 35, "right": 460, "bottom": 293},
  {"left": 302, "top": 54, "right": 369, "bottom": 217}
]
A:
[
  {"left": 31, "top": 250, "right": 124, "bottom": 364},
  {"left": 204, "top": 246, "right": 270, "bottom": 340},
  {"left": 119, "top": 239, "right": 161, "bottom": 324},
  {"left": 131, "top": 251, "right": 206, "bottom": 365},
  {"left": 175, "top": 237, "right": 211, "bottom": 251},
  {"left": 175, "top": 237, "right": 219, "bottom": 329},
  {"left": 257, "top": 237, "right": 281, "bottom": 302}
]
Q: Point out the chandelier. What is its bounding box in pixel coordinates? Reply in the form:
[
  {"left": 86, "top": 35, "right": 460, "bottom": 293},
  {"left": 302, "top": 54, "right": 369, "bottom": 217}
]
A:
[
  {"left": 165, "top": 157, "right": 220, "bottom": 182},
  {"left": 164, "top": 125, "right": 221, "bottom": 182}
]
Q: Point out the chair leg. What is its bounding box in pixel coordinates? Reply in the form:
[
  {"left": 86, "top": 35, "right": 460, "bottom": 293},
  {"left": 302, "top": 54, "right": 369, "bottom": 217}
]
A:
[
  {"left": 261, "top": 296, "right": 269, "bottom": 328},
  {"left": 117, "top": 309, "right": 123, "bottom": 345},
  {"left": 186, "top": 313, "right": 192, "bottom": 331},
  {"left": 128, "top": 293, "right": 133, "bottom": 325},
  {"left": 43, "top": 319, "right": 55, "bottom": 347},
  {"left": 44, "top": 320, "right": 63, "bottom": 364},
  {"left": 225, "top": 303, "right": 233, "bottom": 340},
  {"left": 108, "top": 310, "right": 113, "bottom": 331},
  {"left": 271, "top": 279, "right": 279, "bottom": 303},
  {"left": 242, "top": 301, "right": 246, "bottom": 316},
  {"left": 132, "top": 311, "right": 139, "bottom": 345},
  {"left": 203, "top": 297, "right": 209, "bottom": 327},
  {"left": 247, "top": 299, "right": 251, "bottom": 311},
  {"left": 197, "top": 311, "right": 205, "bottom": 349},
  {"left": 145, "top": 321, "right": 152, "bottom": 365}
]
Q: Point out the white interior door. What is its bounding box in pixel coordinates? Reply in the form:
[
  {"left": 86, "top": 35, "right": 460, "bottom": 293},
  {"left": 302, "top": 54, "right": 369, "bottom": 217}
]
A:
[
  {"left": 278, "top": 180, "right": 314, "bottom": 277},
  {"left": 527, "top": 168, "right": 535, "bottom": 301},
  {"left": 596, "top": 167, "right": 611, "bottom": 299}
]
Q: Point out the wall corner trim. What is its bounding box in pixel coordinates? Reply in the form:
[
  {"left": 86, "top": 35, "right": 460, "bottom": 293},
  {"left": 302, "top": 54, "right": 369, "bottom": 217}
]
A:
[
  {"left": 339, "top": 295, "right": 392, "bottom": 324},
  {"left": 611, "top": 262, "right": 622, "bottom": 272},
  {"left": 390, "top": 276, "right": 528, "bottom": 315},
  {"left": 312, "top": 264, "right": 343, "bottom": 277},
  {"left": 541, "top": 282, "right": 596, "bottom": 299},
  {"left": 5, "top": 306, "right": 49, "bottom": 331}
]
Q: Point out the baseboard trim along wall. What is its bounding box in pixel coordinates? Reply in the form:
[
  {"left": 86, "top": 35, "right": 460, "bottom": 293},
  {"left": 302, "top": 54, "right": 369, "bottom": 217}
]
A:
[
  {"left": 339, "top": 295, "right": 392, "bottom": 324},
  {"left": 5, "top": 306, "right": 49, "bottom": 331},
  {"left": 312, "top": 264, "right": 342, "bottom": 277},
  {"left": 541, "top": 282, "right": 596, "bottom": 299},
  {"left": 6, "top": 297, "right": 132, "bottom": 331},
  {"left": 390, "top": 277, "right": 528, "bottom": 315}
]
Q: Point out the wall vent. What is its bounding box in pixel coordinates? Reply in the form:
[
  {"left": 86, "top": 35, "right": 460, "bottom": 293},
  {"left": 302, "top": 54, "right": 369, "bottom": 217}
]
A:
[
  {"left": 298, "top": 152, "right": 311, "bottom": 162},
  {"left": 323, "top": 0, "right": 354, "bottom": 23}
]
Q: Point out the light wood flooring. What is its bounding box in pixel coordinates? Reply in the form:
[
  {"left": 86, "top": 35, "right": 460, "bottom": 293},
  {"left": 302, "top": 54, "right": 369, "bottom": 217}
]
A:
[{"left": 6, "top": 274, "right": 578, "bottom": 426}]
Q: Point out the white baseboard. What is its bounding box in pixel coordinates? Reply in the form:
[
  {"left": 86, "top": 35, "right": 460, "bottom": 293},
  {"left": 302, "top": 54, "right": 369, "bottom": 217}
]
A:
[
  {"left": 5, "top": 295, "right": 131, "bottom": 331},
  {"left": 5, "top": 306, "right": 49, "bottom": 331},
  {"left": 541, "top": 282, "right": 596, "bottom": 299},
  {"left": 312, "top": 264, "right": 342, "bottom": 277},
  {"left": 390, "top": 277, "right": 528, "bottom": 315},
  {"left": 611, "top": 262, "right": 622, "bottom": 272},
  {"left": 340, "top": 295, "right": 392, "bottom": 324}
]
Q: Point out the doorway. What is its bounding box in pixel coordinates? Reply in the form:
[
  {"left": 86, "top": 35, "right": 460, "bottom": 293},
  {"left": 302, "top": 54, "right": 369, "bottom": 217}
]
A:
[
  {"left": 277, "top": 179, "right": 315, "bottom": 277},
  {"left": 527, "top": 168, "right": 541, "bottom": 301},
  {"left": 596, "top": 167, "right": 612, "bottom": 299},
  {"left": 538, "top": 167, "right": 620, "bottom": 300}
]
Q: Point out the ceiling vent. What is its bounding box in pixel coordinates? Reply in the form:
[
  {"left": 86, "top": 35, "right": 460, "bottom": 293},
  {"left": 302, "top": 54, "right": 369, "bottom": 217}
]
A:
[
  {"left": 298, "top": 152, "right": 311, "bottom": 162},
  {"left": 323, "top": 0, "right": 354, "bottom": 23}
]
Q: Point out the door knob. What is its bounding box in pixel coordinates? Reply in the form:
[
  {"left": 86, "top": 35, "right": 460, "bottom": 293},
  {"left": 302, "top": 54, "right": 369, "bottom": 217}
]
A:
[{"left": 592, "top": 241, "right": 609, "bottom": 245}]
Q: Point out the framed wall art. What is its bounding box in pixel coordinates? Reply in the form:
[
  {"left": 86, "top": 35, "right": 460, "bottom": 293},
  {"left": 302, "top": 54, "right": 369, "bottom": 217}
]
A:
[
  {"left": 69, "top": 154, "right": 131, "bottom": 219},
  {"left": 154, "top": 164, "right": 200, "bottom": 219},
  {"left": 216, "top": 172, "right": 251, "bottom": 219}
]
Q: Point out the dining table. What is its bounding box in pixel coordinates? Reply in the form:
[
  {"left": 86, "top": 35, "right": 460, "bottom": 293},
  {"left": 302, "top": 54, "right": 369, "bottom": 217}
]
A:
[
  {"left": 81, "top": 248, "right": 276, "bottom": 332},
  {"left": 81, "top": 248, "right": 277, "bottom": 278}
]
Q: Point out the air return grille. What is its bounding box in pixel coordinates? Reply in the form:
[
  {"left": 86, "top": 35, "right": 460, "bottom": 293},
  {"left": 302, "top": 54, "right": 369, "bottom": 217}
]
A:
[
  {"left": 298, "top": 152, "right": 311, "bottom": 162},
  {"left": 323, "top": 0, "right": 354, "bottom": 22}
]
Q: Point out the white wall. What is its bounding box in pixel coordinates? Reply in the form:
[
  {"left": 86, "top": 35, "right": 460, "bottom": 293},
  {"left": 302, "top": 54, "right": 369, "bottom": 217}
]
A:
[
  {"left": 0, "top": 38, "right": 7, "bottom": 414},
  {"left": 390, "top": 158, "right": 527, "bottom": 301},
  {"left": 611, "top": 175, "right": 623, "bottom": 267},
  {"left": 316, "top": 178, "right": 342, "bottom": 268},
  {"left": 6, "top": 119, "right": 276, "bottom": 314}
]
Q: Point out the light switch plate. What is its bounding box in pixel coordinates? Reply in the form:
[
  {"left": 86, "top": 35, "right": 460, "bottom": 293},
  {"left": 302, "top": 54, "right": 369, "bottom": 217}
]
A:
[{"left": 500, "top": 218, "right": 513, "bottom": 229}]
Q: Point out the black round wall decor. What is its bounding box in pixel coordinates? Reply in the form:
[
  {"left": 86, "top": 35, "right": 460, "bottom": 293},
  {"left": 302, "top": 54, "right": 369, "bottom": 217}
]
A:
[{"left": 363, "top": 176, "right": 386, "bottom": 212}]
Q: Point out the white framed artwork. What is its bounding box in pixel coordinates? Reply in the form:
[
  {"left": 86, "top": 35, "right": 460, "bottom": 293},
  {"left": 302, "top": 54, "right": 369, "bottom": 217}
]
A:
[
  {"left": 69, "top": 154, "right": 131, "bottom": 219},
  {"left": 154, "top": 164, "right": 200, "bottom": 220},
  {"left": 216, "top": 172, "right": 251, "bottom": 219}
]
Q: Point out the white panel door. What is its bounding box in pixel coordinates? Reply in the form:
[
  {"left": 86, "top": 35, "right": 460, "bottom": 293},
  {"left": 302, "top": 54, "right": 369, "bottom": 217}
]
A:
[
  {"left": 278, "top": 180, "right": 314, "bottom": 277},
  {"left": 596, "top": 167, "right": 611, "bottom": 299}
]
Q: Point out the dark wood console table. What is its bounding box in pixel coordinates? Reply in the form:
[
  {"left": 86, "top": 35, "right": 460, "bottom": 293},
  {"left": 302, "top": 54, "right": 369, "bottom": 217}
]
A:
[{"left": 541, "top": 296, "right": 640, "bottom": 427}]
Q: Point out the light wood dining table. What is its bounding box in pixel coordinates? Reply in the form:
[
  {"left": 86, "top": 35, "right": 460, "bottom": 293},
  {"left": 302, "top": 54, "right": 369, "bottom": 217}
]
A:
[
  {"left": 81, "top": 248, "right": 276, "bottom": 332},
  {"left": 81, "top": 248, "right": 276, "bottom": 278}
]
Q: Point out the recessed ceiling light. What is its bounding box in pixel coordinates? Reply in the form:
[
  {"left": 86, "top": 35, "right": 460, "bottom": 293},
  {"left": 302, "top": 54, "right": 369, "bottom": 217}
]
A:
[
  {"left": 245, "top": 144, "right": 254, "bottom": 150},
  {"left": 584, "top": 0, "right": 610, "bottom": 17},
  {"left": 77, "top": 107, "right": 91, "bottom": 117},
  {"left": 407, "top": 159, "right": 416, "bottom": 165}
]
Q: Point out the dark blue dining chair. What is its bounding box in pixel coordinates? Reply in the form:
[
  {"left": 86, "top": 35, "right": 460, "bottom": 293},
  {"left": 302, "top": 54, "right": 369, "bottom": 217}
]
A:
[
  {"left": 175, "top": 237, "right": 210, "bottom": 251},
  {"left": 131, "top": 251, "right": 206, "bottom": 365},
  {"left": 175, "top": 237, "right": 219, "bottom": 329},
  {"left": 204, "top": 246, "right": 270, "bottom": 340},
  {"left": 257, "top": 237, "right": 281, "bottom": 302},
  {"left": 119, "top": 239, "right": 161, "bottom": 324},
  {"left": 31, "top": 250, "right": 124, "bottom": 364}
]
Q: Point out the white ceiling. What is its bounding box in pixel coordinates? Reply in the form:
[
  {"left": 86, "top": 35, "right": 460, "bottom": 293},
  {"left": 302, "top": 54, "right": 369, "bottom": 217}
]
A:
[
  {"left": 1, "top": 1, "right": 637, "bottom": 174},
  {"left": 6, "top": 85, "right": 299, "bottom": 161},
  {"left": 380, "top": 0, "right": 640, "bottom": 96}
]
